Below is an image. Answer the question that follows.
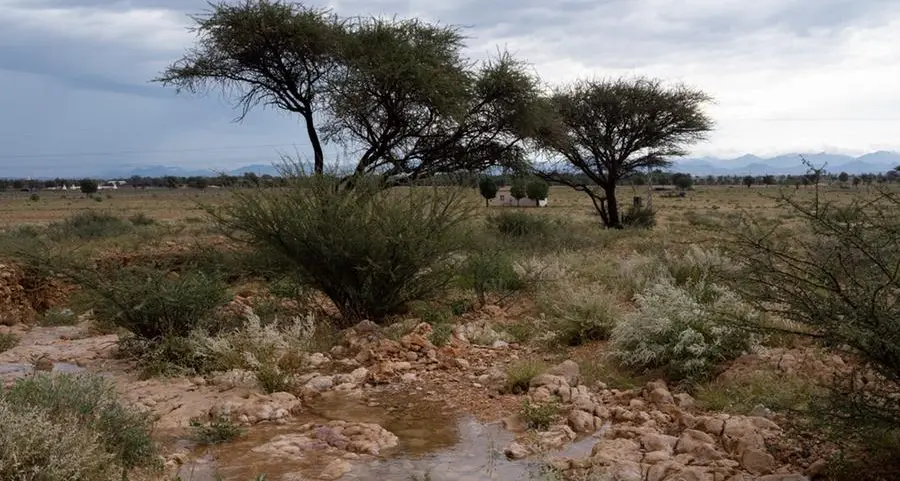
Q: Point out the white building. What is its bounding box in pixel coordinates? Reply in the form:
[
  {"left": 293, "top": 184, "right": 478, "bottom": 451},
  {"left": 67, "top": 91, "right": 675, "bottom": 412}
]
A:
[{"left": 488, "top": 186, "right": 548, "bottom": 207}]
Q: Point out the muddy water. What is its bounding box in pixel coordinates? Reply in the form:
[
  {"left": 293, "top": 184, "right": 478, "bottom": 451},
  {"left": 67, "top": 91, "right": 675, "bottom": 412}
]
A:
[
  {"left": 178, "top": 390, "right": 560, "bottom": 481},
  {"left": 0, "top": 361, "right": 86, "bottom": 379}
]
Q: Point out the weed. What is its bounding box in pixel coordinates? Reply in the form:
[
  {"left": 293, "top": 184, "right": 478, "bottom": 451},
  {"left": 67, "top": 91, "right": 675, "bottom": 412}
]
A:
[
  {"left": 505, "top": 359, "right": 547, "bottom": 394},
  {"left": 128, "top": 212, "right": 156, "bottom": 226},
  {"left": 36, "top": 308, "right": 79, "bottom": 326},
  {"left": 49, "top": 211, "right": 131, "bottom": 240},
  {"left": 519, "top": 399, "right": 561, "bottom": 431},
  {"left": 189, "top": 416, "right": 245, "bottom": 445},
  {"left": 542, "top": 284, "right": 620, "bottom": 346},
  {"left": 0, "top": 373, "right": 160, "bottom": 478},
  {"left": 429, "top": 323, "right": 454, "bottom": 347},
  {"left": 0, "top": 332, "right": 19, "bottom": 352}
]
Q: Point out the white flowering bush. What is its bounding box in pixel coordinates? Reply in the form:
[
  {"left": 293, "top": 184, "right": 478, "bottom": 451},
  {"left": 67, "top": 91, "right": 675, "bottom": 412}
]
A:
[
  {"left": 192, "top": 307, "right": 317, "bottom": 372},
  {"left": 610, "top": 277, "right": 760, "bottom": 382}
]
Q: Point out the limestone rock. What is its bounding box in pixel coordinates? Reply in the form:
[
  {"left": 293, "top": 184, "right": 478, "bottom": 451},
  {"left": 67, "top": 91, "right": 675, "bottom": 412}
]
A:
[
  {"left": 741, "top": 448, "right": 775, "bottom": 475},
  {"left": 209, "top": 392, "right": 302, "bottom": 425},
  {"left": 504, "top": 442, "right": 531, "bottom": 459},
  {"left": 545, "top": 360, "right": 581, "bottom": 386}
]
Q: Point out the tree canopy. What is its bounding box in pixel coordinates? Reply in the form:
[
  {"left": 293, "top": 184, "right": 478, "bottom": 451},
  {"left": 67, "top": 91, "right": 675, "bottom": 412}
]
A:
[
  {"left": 156, "top": 0, "right": 544, "bottom": 184},
  {"left": 530, "top": 77, "right": 713, "bottom": 227}
]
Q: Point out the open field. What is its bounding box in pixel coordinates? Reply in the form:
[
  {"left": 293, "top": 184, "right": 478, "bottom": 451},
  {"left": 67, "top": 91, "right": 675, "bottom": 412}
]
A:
[
  {"left": 0, "top": 183, "right": 879, "bottom": 227},
  {"left": 0, "top": 181, "right": 897, "bottom": 481}
]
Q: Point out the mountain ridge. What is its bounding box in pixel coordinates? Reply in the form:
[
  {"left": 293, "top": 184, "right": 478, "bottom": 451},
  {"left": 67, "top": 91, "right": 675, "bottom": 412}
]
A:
[{"left": 7, "top": 151, "right": 900, "bottom": 180}]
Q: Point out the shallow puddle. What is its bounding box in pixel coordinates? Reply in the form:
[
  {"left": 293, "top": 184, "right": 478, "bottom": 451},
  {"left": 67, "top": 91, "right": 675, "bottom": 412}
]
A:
[
  {"left": 177, "top": 390, "right": 559, "bottom": 481},
  {"left": 0, "top": 361, "right": 86, "bottom": 379}
]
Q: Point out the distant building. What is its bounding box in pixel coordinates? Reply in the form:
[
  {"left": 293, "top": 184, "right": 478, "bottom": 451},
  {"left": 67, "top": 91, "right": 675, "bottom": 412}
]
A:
[{"left": 488, "top": 186, "right": 548, "bottom": 207}]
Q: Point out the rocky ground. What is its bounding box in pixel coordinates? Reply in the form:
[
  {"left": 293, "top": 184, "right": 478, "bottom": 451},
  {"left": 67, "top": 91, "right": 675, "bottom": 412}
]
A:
[
  {"left": 0, "top": 304, "right": 834, "bottom": 481},
  {"left": 0, "top": 258, "right": 842, "bottom": 481}
]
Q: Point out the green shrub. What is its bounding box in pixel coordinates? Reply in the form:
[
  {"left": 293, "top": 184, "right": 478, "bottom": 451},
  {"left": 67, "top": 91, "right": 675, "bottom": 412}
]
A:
[
  {"left": 491, "top": 211, "right": 549, "bottom": 237},
  {"left": 29, "top": 193, "right": 40, "bottom": 202},
  {"left": 88, "top": 267, "right": 228, "bottom": 340},
  {"left": 726, "top": 183, "right": 900, "bottom": 478},
  {"left": 610, "top": 277, "right": 758, "bottom": 383},
  {"left": 0, "top": 400, "right": 117, "bottom": 481},
  {"left": 505, "top": 359, "right": 547, "bottom": 394},
  {"left": 429, "top": 323, "right": 453, "bottom": 347},
  {"left": 128, "top": 212, "right": 156, "bottom": 226},
  {"left": 36, "top": 308, "right": 79, "bottom": 326},
  {"left": 0, "top": 332, "right": 19, "bottom": 352},
  {"left": 0, "top": 373, "right": 159, "bottom": 479},
  {"left": 459, "top": 249, "right": 526, "bottom": 305},
  {"left": 519, "top": 399, "right": 561, "bottom": 431},
  {"left": 621, "top": 204, "right": 656, "bottom": 229},
  {"left": 190, "top": 416, "right": 245, "bottom": 445},
  {"left": 542, "top": 282, "right": 620, "bottom": 346},
  {"left": 208, "top": 173, "right": 473, "bottom": 326},
  {"left": 49, "top": 211, "right": 131, "bottom": 240}
]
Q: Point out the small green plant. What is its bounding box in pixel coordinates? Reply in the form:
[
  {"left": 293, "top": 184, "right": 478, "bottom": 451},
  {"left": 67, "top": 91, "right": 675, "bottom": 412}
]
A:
[
  {"left": 254, "top": 364, "right": 293, "bottom": 394},
  {"left": 189, "top": 416, "right": 245, "bottom": 445},
  {"left": 621, "top": 204, "right": 656, "bottom": 229},
  {"left": 449, "top": 298, "right": 471, "bottom": 316},
  {"left": 428, "top": 323, "right": 453, "bottom": 347},
  {"left": 502, "top": 320, "right": 536, "bottom": 344},
  {"left": 460, "top": 249, "right": 526, "bottom": 305},
  {"left": 519, "top": 399, "right": 561, "bottom": 431},
  {"left": 505, "top": 359, "right": 547, "bottom": 394},
  {"left": 29, "top": 193, "right": 40, "bottom": 202},
  {"left": 543, "top": 285, "right": 620, "bottom": 346},
  {"left": 0, "top": 332, "right": 19, "bottom": 352},
  {"left": 49, "top": 211, "right": 131, "bottom": 240},
  {"left": 36, "top": 308, "right": 79, "bottom": 326},
  {"left": 128, "top": 212, "right": 156, "bottom": 226},
  {"left": 94, "top": 196, "right": 104, "bottom": 203},
  {"left": 0, "top": 373, "right": 160, "bottom": 479},
  {"left": 491, "top": 211, "right": 549, "bottom": 237}
]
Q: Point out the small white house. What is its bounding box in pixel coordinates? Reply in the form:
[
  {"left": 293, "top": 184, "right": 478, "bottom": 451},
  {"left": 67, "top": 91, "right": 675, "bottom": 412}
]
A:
[{"left": 488, "top": 186, "right": 548, "bottom": 207}]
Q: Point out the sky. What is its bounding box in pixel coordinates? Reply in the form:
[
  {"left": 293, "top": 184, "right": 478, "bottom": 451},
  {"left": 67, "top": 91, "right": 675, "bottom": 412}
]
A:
[{"left": 2, "top": 0, "right": 900, "bottom": 177}]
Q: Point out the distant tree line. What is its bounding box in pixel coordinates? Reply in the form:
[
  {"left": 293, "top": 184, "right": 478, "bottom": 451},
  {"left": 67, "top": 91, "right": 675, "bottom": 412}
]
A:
[{"left": 1, "top": 167, "right": 898, "bottom": 193}]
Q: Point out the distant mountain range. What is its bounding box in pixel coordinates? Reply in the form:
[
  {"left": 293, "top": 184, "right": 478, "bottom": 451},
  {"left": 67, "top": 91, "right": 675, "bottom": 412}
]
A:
[
  {"left": 100, "top": 164, "right": 282, "bottom": 179},
  {"left": 8, "top": 151, "right": 900, "bottom": 180},
  {"left": 670, "top": 151, "right": 900, "bottom": 176}
]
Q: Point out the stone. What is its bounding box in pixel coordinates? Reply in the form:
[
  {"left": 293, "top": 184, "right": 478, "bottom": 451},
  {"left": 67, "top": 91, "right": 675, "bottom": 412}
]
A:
[
  {"left": 741, "top": 449, "right": 775, "bottom": 475},
  {"left": 545, "top": 360, "right": 581, "bottom": 386},
  {"left": 806, "top": 459, "right": 827, "bottom": 478},
  {"left": 210, "top": 369, "right": 259, "bottom": 389},
  {"left": 492, "top": 340, "right": 509, "bottom": 349},
  {"left": 304, "top": 375, "right": 335, "bottom": 391},
  {"left": 318, "top": 459, "right": 351, "bottom": 480},
  {"left": 568, "top": 409, "right": 597, "bottom": 433},
  {"left": 674, "top": 392, "right": 696, "bottom": 409},
  {"left": 757, "top": 476, "right": 809, "bottom": 481},
  {"left": 454, "top": 358, "right": 470, "bottom": 370},
  {"left": 503, "top": 442, "right": 531, "bottom": 460},
  {"left": 209, "top": 392, "right": 302, "bottom": 425},
  {"left": 641, "top": 433, "right": 678, "bottom": 454},
  {"left": 307, "top": 353, "right": 330, "bottom": 368},
  {"left": 529, "top": 373, "right": 569, "bottom": 389},
  {"left": 647, "top": 387, "right": 675, "bottom": 405},
  {"left": 530, "top": 386, "right": 553, "bottom": 402},
  {"left": 400, "top": 373, "right": 418, "bottom": 383}
]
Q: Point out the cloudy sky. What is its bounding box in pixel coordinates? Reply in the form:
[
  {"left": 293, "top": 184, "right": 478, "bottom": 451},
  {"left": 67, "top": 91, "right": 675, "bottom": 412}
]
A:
[{"left": 2, "top": 0, "right": 900, "bottom": 177}]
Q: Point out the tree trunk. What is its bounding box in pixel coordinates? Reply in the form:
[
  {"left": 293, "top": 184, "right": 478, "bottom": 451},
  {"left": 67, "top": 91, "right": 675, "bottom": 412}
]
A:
[
  {"left": 605, "top": 184, "right": 622, "bottom": 229},
  {"left": 304, "top": 111, "right": 325, "bottom": 175}
]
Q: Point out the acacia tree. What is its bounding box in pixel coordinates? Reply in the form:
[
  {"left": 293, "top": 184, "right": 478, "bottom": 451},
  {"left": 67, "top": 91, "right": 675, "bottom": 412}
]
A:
[
  {"left": 156, "top": 0, "right": 543, "bottom": 183},
  {"left": 531, "top": 77, "right": 713, "bottom": 228}
]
